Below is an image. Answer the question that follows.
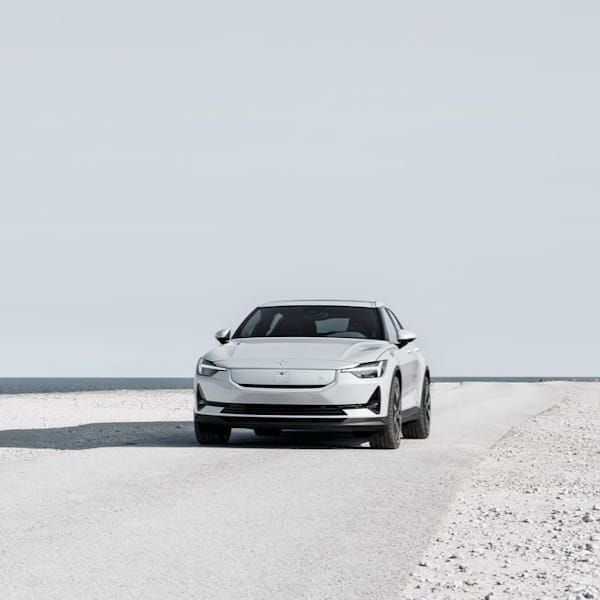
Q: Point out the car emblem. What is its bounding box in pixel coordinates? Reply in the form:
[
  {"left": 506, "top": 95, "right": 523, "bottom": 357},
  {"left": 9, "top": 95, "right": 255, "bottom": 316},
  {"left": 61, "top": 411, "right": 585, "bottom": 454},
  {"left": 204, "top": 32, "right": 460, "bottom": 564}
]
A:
[{"left": 278, "top": 360, "right": 286, "bottom": 366}]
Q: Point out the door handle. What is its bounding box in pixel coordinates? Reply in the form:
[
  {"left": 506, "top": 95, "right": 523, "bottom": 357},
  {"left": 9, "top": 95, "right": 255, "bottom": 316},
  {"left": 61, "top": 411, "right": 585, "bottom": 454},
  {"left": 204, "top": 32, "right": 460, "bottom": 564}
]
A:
[{"left": 406, "top": 349, "right": 412, "bottom": 354}]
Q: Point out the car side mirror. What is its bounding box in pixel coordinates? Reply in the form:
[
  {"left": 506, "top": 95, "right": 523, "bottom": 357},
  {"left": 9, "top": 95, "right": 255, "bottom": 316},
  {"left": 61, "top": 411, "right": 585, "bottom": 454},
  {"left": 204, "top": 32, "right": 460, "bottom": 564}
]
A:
[
  {"left": 396, "top": 329, "right": 417, "bottom": 349},
  {"left": 215, "top": 328, "right": 231, "bottom": 345}
]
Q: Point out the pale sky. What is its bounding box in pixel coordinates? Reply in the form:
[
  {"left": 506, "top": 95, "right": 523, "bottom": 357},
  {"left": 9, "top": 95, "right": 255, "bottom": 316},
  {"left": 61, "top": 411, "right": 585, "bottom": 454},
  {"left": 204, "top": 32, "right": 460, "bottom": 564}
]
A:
[{"left": 1, "top": 1, "right": 599, "bottom": 377}]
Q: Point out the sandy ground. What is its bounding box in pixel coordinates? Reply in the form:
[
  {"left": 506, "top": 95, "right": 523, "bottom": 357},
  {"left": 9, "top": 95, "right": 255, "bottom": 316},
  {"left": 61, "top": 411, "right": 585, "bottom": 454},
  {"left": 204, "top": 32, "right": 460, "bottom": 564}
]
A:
[
  {"left": 402, "top": 382, "right": 600, "bottom": 600},
  {"left": 0, "top": 382, "right": 595, "bottom": 599},
  {"left": 0, "top": 389, "right": 191, "bottom": 465}
]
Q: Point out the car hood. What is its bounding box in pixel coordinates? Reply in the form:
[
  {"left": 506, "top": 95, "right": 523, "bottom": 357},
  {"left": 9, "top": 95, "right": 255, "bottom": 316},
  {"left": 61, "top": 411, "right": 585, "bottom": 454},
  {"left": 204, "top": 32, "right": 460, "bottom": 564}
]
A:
[{"left": 204, "top": 337, "right": 393, "bottom": 370}]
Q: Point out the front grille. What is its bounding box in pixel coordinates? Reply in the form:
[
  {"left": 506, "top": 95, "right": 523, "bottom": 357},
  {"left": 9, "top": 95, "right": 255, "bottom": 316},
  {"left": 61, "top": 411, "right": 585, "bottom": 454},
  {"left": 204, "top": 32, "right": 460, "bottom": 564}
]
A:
[
  {"left": 237, "top": 384, "right": 327, "bottom": 389},
  {"left": 219, "top": 403, "right": 346, "bottom": 416},
  {"left": 220, "top": 417, "right": 346, "bottom": 423}
]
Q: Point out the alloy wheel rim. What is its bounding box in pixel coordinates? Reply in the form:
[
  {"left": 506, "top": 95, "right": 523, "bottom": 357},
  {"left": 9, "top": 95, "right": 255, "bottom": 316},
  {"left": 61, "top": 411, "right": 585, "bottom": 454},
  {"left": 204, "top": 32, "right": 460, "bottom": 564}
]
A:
[
  {"left": 423, "top": 379, "right": 431, "bottom": 427},
  {"left": 392, "top": 380, "right": 401, "bottom": 442}
]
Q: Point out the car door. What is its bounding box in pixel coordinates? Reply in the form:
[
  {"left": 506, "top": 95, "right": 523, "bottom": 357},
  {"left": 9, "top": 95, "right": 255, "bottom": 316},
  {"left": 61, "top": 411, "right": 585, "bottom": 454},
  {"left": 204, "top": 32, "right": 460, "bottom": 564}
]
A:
[{"left": 384, "top": 308, "right": 421, "bottom": 408}]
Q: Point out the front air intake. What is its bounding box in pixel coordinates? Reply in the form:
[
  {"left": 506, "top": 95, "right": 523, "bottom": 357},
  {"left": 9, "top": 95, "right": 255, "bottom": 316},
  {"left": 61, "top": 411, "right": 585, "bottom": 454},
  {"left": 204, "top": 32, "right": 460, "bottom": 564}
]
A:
[
  {"left": 366, "top": 387, "right": 381, "bottom": 413},
  {"left": 220, "top": 404, "right": 346, "bottom": 416},
  {"left": 196, "top": 384, "right": 207, "bottom": 410}
]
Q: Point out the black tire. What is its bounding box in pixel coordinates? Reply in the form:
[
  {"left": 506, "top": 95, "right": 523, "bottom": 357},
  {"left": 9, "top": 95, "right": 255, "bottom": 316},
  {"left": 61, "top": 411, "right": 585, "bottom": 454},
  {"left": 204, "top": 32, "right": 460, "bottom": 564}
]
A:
[
  {"left": 194, "top": 419, "right": 231, "bottom": 445},
  {"left": 369, "top": 376, "right": 402, "bottom": 449},
  {"left": 402, "top": 374, "right": 431, "bottom": 439},
  {"left": 254, "top": 428, "right": 281, "bottom": 436}
]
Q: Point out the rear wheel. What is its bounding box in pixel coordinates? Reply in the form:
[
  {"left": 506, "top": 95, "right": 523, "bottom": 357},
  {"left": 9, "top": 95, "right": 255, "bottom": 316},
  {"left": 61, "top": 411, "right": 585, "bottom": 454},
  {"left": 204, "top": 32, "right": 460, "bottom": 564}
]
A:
[
  {"left": 254, "top": 428, "right": 281, "bottom": 436},
  {"left": 402, "top": 374, "right": 431, "bottom": 439},
  {"left": 369, "top": 376, "right": 402, "bottom": 449},
  {"left": 194, "top": 418, "right": 231, "bottom": 445}
]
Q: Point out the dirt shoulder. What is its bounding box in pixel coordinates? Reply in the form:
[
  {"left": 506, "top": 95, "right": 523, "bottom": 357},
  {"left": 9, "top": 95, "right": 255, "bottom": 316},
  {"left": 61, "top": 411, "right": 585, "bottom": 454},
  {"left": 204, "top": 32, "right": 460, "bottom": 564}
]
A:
[{"left": 401, "top": 382, "right": 600, "bottom": 600}]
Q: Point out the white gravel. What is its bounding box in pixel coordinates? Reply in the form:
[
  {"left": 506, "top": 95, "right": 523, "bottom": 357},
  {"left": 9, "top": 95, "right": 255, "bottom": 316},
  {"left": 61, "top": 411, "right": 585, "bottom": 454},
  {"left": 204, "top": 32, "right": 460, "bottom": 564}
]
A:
[
  {"left": 0, "top": 382, "right": 594, "bottom": 599},
  {"left": 402, "top": 382, "right": 600, "bottom": 600},
  {"left": 0, "top": 389, "right": 192, "bottom": 465}
]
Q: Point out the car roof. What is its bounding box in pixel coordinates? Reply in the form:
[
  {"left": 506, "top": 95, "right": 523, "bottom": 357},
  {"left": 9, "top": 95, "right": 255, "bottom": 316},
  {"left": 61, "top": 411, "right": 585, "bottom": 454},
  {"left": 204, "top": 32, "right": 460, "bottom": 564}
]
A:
[{"left": 258, "top": 299, "right": 384, "bottom": 308}]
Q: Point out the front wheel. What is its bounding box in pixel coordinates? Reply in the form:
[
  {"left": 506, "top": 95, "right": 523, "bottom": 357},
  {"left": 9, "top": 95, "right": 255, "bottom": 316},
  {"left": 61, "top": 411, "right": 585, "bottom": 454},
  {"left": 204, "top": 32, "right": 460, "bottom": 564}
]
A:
[
  {"left": 194, "top": 418, "right": 231, "bottom": 445},
  {"left": 402, "top": 374, "right": 431, "bottom": 439},
  {"left": 369, "top": 376, "right": 402, "bottom": 449}
]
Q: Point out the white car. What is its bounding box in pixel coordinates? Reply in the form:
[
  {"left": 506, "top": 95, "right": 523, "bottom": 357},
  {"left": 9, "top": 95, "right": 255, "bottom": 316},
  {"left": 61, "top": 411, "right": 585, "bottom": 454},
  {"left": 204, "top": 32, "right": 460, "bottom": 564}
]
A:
[{"left": 194, "top": 300, "right": 431, "bottom": 449}]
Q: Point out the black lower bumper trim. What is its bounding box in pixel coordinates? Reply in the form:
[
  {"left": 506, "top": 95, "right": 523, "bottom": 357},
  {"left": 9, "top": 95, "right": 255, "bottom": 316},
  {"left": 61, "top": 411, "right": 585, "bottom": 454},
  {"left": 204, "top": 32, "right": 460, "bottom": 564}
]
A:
[
  {"left": 217, "top": 403, "right": 346, "bottom": 416},
  {"left": 194, "top": 414, "right": 386, "bottom": 432}
]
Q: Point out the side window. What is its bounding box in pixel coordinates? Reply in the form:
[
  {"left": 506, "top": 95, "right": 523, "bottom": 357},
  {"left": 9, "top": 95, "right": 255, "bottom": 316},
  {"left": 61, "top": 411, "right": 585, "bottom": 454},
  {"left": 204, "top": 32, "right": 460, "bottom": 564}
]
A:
[
  {"left": 385, "top": 308, "right": 403, "bottom": 342},
  {"left": 380, "top": 309, "right": 398, "bottom": 343},
  {"left": 387, "top": 309, "right": 403, "bottom": 333}
]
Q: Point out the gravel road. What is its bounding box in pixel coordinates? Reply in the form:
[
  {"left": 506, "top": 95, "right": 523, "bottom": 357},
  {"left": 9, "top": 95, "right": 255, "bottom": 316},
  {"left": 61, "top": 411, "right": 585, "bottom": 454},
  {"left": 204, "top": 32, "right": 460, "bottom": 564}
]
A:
[
  {"left": 0, "top": 383, "right": 584, "bottom": 599},
  {"left": 402, "top": 382, "right": 600, "bottom": 600}
]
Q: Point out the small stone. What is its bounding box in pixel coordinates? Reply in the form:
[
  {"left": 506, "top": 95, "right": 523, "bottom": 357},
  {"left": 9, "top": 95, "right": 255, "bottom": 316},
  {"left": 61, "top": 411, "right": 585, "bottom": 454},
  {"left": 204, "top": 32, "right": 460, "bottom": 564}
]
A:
[
  {"left": 418, "top": 560, "right": 428, "bottom": 567},
  {"left": 583, "top": 513, "right": 594, "bottom": 523}
]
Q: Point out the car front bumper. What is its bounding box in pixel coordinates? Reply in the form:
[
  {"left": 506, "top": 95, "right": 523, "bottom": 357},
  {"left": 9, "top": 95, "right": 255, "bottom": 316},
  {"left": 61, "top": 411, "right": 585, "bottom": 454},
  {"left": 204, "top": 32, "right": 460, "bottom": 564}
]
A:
[{"left": 193, "top": 370, "right": 390, "bottom": 431}]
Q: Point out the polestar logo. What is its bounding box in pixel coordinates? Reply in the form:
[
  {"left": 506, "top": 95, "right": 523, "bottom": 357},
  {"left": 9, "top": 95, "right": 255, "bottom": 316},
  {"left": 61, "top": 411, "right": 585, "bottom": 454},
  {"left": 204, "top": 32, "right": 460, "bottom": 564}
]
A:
[{"left": 278, "top": 360, "right": 287, "bottom": 366}]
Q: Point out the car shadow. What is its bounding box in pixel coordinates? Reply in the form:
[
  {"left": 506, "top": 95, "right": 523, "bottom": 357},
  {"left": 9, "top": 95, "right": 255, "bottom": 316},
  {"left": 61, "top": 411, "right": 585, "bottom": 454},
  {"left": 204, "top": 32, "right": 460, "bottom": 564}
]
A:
[{"left": 0, "top": 422, "right": 369, "bottom": 451}]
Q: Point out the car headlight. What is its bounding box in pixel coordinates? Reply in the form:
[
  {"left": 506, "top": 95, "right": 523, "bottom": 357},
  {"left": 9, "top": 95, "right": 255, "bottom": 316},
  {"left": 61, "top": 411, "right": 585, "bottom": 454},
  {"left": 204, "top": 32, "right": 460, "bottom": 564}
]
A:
[
  {"left": 341, "top": 360, "right": 387, "bottom": 378},
  {"left": 197, "top": 358, "right": 227, "bottom": 377}
]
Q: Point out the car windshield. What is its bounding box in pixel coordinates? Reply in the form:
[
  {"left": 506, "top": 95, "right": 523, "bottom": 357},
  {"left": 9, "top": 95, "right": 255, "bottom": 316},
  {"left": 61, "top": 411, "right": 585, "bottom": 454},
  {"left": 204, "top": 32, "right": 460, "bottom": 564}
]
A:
[{"left": 233, "top": 306, "right": 384, "bottom": 340}]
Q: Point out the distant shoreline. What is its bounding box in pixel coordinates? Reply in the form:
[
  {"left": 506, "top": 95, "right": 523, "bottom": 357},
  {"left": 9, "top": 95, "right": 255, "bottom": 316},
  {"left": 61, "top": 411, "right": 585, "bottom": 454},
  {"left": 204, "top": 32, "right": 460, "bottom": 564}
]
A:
[{"left": 1, "top": 377, "right": 598, "bottom": 394}]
